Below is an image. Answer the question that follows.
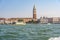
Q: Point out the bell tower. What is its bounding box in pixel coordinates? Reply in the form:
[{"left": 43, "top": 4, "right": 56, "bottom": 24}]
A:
[{"left": 33, "top": 5, "right": 37, "bottom": 21}]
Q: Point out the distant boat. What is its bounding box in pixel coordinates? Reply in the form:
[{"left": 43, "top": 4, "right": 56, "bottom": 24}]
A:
[
  {"left": 47, "top": 23, "right": 51, "bottom": 25},
  {"left": 16, "top": 22, "right": 26, "bottom": 25}
]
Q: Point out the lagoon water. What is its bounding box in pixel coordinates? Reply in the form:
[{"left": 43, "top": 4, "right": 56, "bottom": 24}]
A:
[{"left": 0, "top": 24, "right": 60, "bottom": 40}]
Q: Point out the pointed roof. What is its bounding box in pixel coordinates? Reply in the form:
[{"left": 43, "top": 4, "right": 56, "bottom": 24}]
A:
[{"left": 33, "top": 4, "right": 36, "bottom": 10}]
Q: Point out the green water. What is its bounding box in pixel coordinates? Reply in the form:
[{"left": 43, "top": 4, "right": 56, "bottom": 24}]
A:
[{"left": 0, "top": 24, "right": 60, "bottom": 40}]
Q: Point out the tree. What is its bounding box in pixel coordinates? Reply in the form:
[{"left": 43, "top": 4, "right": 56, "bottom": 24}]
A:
[{"left": 18, "top": 19, "right": 23, "bottom": 22}]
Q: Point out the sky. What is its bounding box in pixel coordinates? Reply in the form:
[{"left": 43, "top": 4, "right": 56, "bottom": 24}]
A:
[{"left": 0, "top": 0, "right": 60, "bottom": 18}]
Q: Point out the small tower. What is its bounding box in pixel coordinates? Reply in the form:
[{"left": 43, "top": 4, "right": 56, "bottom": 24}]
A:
[{"left": 33, "top": 5, "right": 37, "bottom": 21}]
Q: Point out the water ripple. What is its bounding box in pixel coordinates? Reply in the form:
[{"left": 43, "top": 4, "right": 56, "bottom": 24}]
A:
[{"left": 0, "top": 24, "right": 60, "bottom": 40}]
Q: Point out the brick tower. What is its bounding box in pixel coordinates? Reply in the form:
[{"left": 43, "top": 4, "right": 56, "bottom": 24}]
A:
[{"left": 33, "top": 5, "right": 37, "bottom": 21}]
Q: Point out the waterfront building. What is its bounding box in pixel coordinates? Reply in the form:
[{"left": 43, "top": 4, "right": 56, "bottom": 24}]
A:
[
  {"left": 40, "top": 17, "right": 60, "bottom": 24},
  {"left": 40, "top": 17, "right": 48, "bottom": 24},
  {"left": 18, "top": 18, "right": 32, "bottom": 23},
  {"left": 52, "top": 17, "right": 60, "bottom": 24},
  {"left": 5, "top": 18, "right": 11, "bottom": 24},
  {"left": 40, "top": 17, "right": 53, "bottom": 24},
  {"left": 5, "top": 18, "right": 17, "bottom": 24},
  {"left": 0, "top": 18, "right": 5, "bottom": 24},
  {"left": 47, "top": 18, "right": 53, "bottom": 23},
  {"left": 58, "top": 18, "right": 60, "bottom": 23}
]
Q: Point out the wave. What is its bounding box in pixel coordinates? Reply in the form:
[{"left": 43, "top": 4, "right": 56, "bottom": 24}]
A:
[{"left": 48, "top": 37, "right": 60, "bottom": 40}]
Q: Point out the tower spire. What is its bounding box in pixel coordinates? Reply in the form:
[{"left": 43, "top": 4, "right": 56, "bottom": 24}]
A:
[
  {"left": 33, "top": 4, "right": 36, "bottom": 10},
  {"left": 33, "top": 4, "right": 37, "bottom": 21}
]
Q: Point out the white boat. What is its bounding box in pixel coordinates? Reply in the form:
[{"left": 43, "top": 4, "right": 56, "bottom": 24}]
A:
[
  {"left": 16, "top": 22, "right": 26, "bottom": 25},
  {"left": 47, "top": 23, "right": 51, "bottom": 25}
]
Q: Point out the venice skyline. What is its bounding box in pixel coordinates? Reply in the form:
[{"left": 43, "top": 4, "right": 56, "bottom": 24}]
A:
[{"left": 0, "top": 0, "right": 60, "bottom": 18}]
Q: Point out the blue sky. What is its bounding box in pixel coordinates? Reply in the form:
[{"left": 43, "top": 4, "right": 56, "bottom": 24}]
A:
[{"left": 0, "top": 0, "right": 60, "bottom": 18}]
